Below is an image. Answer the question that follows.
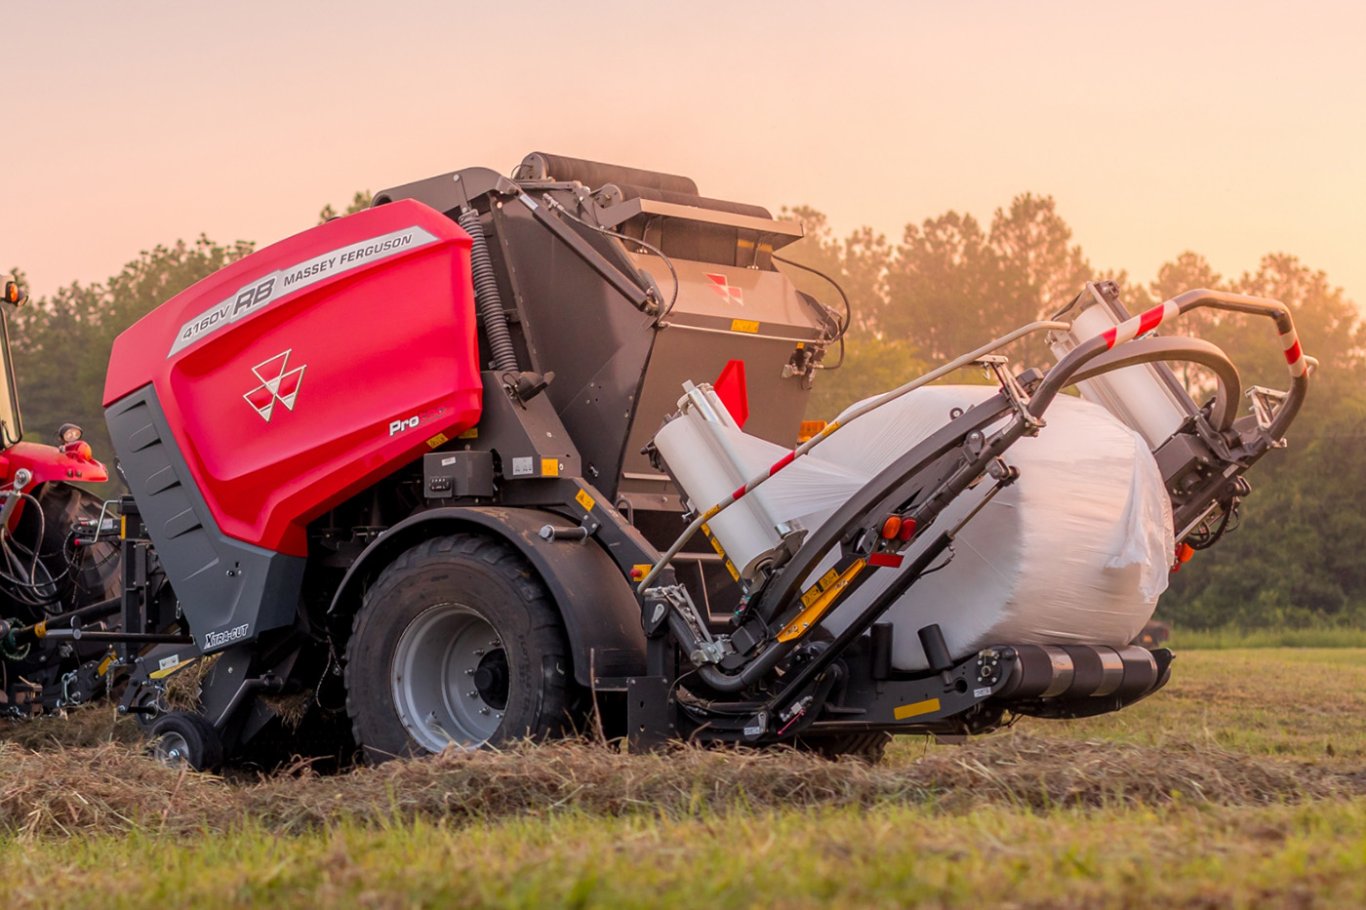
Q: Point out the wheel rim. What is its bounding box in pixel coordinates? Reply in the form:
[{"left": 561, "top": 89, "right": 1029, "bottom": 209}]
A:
[
  {"left": 391, "top": 602, "right": 507, "bottom": 752},
  {"left": 152, "top": 731, "right": 191, "bottom": 766}
]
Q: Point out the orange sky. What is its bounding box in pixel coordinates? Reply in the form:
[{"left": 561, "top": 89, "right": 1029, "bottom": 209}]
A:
[{"left": 4, "top": 1, "right": 1365, "bottom": 308}]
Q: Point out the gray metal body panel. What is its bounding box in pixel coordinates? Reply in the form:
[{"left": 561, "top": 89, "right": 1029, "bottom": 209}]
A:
[
  {"left": 472, "top": 372, "right": 584, "bottom": 481},
  {"left": 375, "top": 157, "right": 834, "bottom": 520},
  {"left": 485, "top": 199, "right": 824, "bottom": 509},
  {"left": 105, "top": 386, "right": 305, "bottom": 653}
]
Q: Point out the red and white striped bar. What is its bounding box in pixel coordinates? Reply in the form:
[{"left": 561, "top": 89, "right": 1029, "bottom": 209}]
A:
[
  {"left": 1100, "top": 299, "right": 1180, "bottom": 350},
  {"left": 1281, "top": 328, "right": 1308, "bottom": 378}
]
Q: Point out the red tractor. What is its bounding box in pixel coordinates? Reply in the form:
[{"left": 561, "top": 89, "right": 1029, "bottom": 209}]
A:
[{"left": 0, "top": 277, "right": 122, "bottom": 715}]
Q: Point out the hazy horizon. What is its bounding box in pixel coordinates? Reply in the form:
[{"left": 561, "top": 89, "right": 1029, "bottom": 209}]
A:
[{"left": 5, "top": 1, "right": 1364, "bottom": 307}]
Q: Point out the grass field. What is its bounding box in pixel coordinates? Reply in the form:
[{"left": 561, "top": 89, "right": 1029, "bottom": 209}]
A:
[
  {"left": 2, "top": 648, "right": 1364, "bottom": 909},
  {"left": 1169, "top": 626, "right": 1366, "bottom": 650}
]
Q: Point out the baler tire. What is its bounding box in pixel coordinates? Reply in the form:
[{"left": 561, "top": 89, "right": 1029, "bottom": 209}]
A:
[
  {"left": 148, "top": 711, "right": 223, "bottom": 772},
  {"left": 792, "top": 731, "right": 892, "bottom": 764},
  {"left": 345, "top": 533, "right": 578, "bottom": 763}
]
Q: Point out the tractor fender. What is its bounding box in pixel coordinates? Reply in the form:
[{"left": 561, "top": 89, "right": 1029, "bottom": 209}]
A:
[{"left": 327, "top": 507, "right": 646, "bottom": 685}]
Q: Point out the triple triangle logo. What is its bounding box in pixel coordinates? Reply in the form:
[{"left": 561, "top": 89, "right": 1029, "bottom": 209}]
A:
[
  {"left": 243, "top": 350, "right": 306, "bottom": 422},
  {"left": 703, "top": 272, "right": 744, "bottom": 305}
]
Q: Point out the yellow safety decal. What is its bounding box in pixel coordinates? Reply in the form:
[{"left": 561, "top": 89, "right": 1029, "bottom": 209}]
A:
[
  {"left": 149, "top": 656, "right": 198, "bottom": 681},
  {"left": 701, "top": 523, "right": 729, "bottom": 558},
  {"left": 96, "top": 653, "right": 114, "bottom": 678},
  {"left": 797, "top": 419, "right": 827, "bottom": 444},
  {"left": 119, "top": 515, "right": 127, "bottom": 540},
  {"left": 893, "top": 697, "right": 942, "bottom": 721},
  {"left": 457, "top": 427, "right": 479, "bottom": 440},
  {"left": 730, "top": 318, "right": 760, "bottom": 334},
  {"left": 798, "top": 566, "right": 843, "bottom": 608},
  {"left": 425, "top": 432, "right": 450, "bottom": 449},
  {"left": 777, "top": 559, "right": 866, "bottom": 643},
  {"left": 541, "top": 458, "right": 560, "bottom": 477},
  {"left": 724, "top": 559, "right": 740, "bottom": 582},
  {"left": 574, "top": 488, "right": 596, "bottom": 513}
]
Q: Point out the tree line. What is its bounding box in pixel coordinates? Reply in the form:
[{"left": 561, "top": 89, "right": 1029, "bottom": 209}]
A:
[{"left": 5, "top": 191, "right": 1361, "bottom": 630}]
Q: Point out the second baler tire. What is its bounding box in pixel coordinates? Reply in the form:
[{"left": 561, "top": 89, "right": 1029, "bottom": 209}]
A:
[
  {"left": 147, "top": 711, "right": 224, "bottom": 772},
  {"left": 345, "top": 533, "right": 579, "bottom": 764}
]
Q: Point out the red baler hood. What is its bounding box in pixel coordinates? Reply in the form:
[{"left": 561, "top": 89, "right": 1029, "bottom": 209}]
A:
[{"left": 105, "top": 199, "right": 481, "bottom": 555}]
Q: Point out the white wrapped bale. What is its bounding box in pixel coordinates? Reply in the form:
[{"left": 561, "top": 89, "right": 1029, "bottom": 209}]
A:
[{"left": 656, "top": 384, "right": 1174, "bottom": 672}]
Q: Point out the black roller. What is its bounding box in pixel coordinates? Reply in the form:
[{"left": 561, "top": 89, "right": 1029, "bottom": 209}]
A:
[
  {"left": 519, "top": 152, "right": 699, "bottom": 195},
  {"left": 918, "top": 624, "right": 954, "bottom": 675},
  {"left": 995, "top": 645, "right": 1060, "bottom": 699},
  {"left": 996, "top": 645, "right": 1159, "bottom": 702},
  {"left": 1061, "top": 645, "right": 1106, "bottom": 696},
  {"left": 1114, "top": 647, "right": 1161, "bottom": 700},
  {"left": 871, "top": 623, "right": 893, "bottom": 680}
]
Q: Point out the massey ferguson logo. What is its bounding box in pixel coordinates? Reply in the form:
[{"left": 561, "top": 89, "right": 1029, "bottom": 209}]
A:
[
  {"left": 244, "top": 350, "right": 306, "bottom": 422},
  {"left": 704, "top": 273, "right": 744, "bottom": 305},
  {"left": 168, "top": 225, "right": 440, "bottom": 357}
]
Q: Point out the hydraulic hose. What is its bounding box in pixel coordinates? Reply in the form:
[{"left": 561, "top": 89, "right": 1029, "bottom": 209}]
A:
[
  {"left": 1070, "top": 336, "right": 1243, "bottom": 433},
  {"left": 457, "top": 208, "right": 519, "bottom": 372}
]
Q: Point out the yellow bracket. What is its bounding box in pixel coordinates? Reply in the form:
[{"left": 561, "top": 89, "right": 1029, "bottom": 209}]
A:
[
  {"left": 776, "top": 558, "right": 865, "bottom": 643},
  {"left": 149, "top": 656, "right": 198, "bottom": 681}
]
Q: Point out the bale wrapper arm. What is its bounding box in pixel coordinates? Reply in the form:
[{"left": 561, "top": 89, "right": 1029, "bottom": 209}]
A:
[{"left": 633, "top": 284, "right": 1311, "bottom": 745}]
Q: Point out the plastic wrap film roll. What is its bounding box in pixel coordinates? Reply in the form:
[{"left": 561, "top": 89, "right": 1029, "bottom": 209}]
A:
[
  {"left": 653, "top": 383, "right": 807, "bottom": 581},
  {"left": 1050, "top": 301, "right": 1192, "bottom": 450},
  {"left": 655, "top": 384, "right": 1174, "bottom": 671}
]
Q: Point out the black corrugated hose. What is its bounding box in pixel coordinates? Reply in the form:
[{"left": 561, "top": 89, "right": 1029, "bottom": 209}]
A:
[{"left": 457, "top": 208, "right": 519, "bottom": 372}]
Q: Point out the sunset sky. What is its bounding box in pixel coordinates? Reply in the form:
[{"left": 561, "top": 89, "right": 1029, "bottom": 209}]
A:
[{"left": 4, "top": 1, "right": 1364, "bottom": 308}]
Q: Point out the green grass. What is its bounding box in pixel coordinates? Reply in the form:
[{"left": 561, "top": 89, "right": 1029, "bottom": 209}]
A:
[
  {"left": 1170, "top": 626, "right": 1366, "bottom": 649},
  {"left": 8, "top": 803, "right": 1366, "bottom": 910},
  {"left": 1036, "top": 647, "right": 1366, "bottom": 763},
  {"left": 4, "top": 649, "right": 1365, "bottom": 909}
]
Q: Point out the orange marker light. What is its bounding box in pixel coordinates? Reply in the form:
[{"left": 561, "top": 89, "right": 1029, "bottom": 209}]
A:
[
  {"left": 1176, "top": 542, "right": 1194, "bottom": 564},
  {"left": 880, "top": 515, "right": 902, "bottom": 539}
]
